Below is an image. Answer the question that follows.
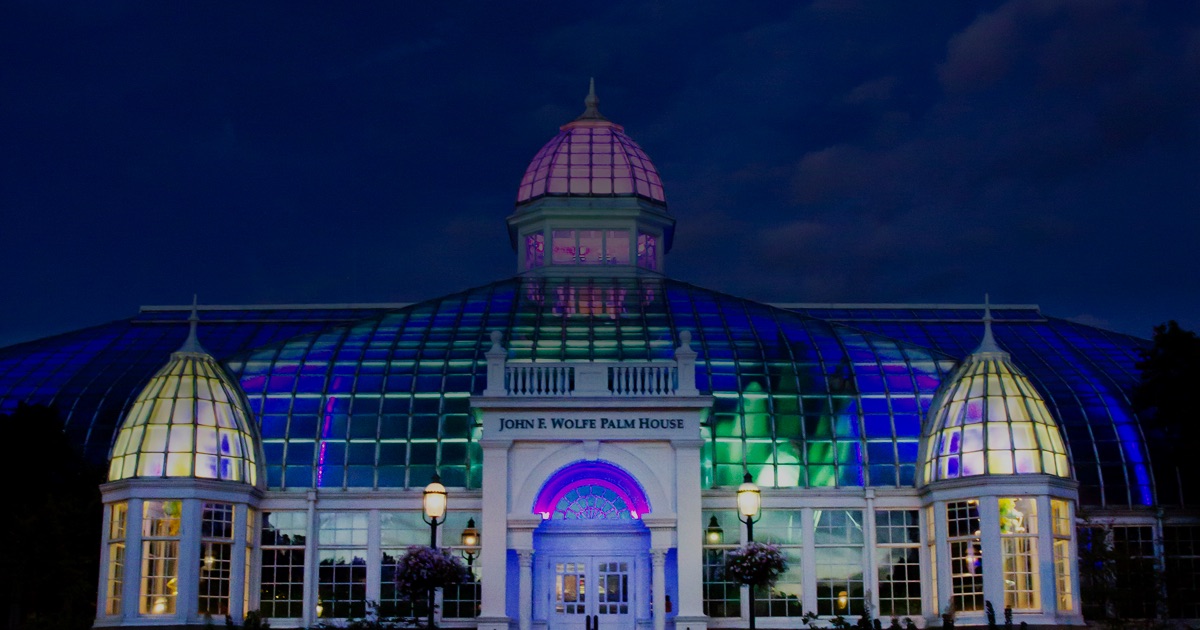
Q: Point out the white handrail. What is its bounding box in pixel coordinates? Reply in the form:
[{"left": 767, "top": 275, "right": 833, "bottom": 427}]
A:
[{"left": 482, "top": 330, "right": 699, "bottom": 397}]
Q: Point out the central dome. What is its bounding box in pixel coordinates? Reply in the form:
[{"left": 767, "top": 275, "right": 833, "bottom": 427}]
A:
[{"left": 516, "top": 81, "right": 666, "bottom": 206}]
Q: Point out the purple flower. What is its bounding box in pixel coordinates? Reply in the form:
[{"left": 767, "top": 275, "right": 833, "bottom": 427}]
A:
[
  {"left": 394, "top": 546, "right": 473, "bottom": 602},
  {"left": 723, "top": 542, "right": 788, "bottom": 587}
]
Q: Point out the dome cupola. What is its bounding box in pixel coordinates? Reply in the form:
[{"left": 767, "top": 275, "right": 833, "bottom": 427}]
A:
[
  {"left": 107, "top": 305, "right": 262, "bottom": 486},
  {"left": 516, "top": 79, "right": 666, "bottom": 205},
  {"left": 508, "top": 80, "right": 675, "bottom": 276},
  {"left": 919, "top": 299, "right": 1071, "bottom": 485}
]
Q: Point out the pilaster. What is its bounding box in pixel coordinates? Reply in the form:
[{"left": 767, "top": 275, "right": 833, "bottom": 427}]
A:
[{"left": 651, "top": 549, "right": 668, "bottom": 630}]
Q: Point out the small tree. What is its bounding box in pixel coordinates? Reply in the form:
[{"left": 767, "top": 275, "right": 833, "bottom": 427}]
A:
[{"left": 1132, "top": 320, "right": 1200, "bottom": 456}]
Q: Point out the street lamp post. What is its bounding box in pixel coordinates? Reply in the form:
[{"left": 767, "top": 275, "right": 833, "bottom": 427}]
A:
[
  {"left": 460, "top": 518, "right": 481, "bottom": 616},
  {"left": 460, "top": 518, "right": 480, "bottom": 567},
  {"left": 737, "top": 472, "right": 762, "bottom": 630},
  {"left": 423, "top": 474, "right": 448, "bottom": 629},
  {"left": 706, "top": 515, "right": 724, "bottom": 545}
]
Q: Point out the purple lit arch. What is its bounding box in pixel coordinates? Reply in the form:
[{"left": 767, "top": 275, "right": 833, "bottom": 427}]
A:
[{"left": 533, "top": 460, "right": 652, "bottom": 518}]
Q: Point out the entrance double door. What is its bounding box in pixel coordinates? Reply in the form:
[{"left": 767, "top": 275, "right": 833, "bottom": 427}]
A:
[{"left": 551, "top": 556, "right": 634, "bottom": 629}]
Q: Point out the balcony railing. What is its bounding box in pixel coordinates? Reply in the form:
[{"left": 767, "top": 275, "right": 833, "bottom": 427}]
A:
[{"left": 483, "top": 331, "right": 699, "bottom": 397}]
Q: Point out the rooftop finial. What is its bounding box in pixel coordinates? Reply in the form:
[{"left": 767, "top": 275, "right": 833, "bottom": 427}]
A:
[
  {"left": 576, "top": 77, "right": 607, "bottom": 121},
  {"left": 178, "top": 294, "right": 207, "bottom": 354},
  {"left": 976, "top": 293, "right": 1004, "bottom": 354}
]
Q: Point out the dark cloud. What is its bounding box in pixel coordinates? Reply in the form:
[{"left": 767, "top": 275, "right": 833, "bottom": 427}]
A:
[{"left": 0, "top": 1, "right": 1197, "bottom": 348}]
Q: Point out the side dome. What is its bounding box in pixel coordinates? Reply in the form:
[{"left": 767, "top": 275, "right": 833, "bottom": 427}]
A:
[
  {"left": 108, "top": 312, "right": 261, "bottom": 486},
  {"left": 516, "top": 80, "right": 666, "bottom": 205},
  {"left": 919, "top": 306, "right": 1070, "bottom": 485}
]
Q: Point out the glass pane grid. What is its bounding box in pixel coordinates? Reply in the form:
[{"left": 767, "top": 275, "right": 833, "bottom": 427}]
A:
[{"left": 0, "top": 284, "right": 1158, "bottom": 506}]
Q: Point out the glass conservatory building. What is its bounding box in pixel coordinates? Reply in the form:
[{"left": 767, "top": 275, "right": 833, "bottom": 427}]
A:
[{"left": 0, "top": 85, "right": 1196, "bottom": 630}]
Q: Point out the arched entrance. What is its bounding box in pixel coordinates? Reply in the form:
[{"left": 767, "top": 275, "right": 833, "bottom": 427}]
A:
[{"left": 532, "top": 461, "right": 651, "bottom": 630}]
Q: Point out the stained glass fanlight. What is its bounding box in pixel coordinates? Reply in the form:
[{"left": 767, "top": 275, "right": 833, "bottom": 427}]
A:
[
  {"left": 108, "top": 308, "right": 261, "bottom": 486},
  {"left": 920, "top": 302, "right": 1070, "bottom": 485}
]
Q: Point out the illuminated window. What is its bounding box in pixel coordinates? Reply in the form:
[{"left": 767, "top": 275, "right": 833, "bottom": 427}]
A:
[
  {"left": 814, "top": 509, "right": 864, "bottom": 616},
  {"left": 553, "top": 485, "right": 634, "bottom": 520},
  {"left": 637, "top": 233, "right": 657, "bottom": 270},
  {"left": 317, "top": 512, "right": 368, "bottom": 619},
  {"left": 141, "top": 500, "right": 181, "bottom": 615},
  {"left": 755, "top": 510, "right": 803, "bottom": 617},
  {"left": 946, "top": 500, "right": 983, "bottom": 612},
  {"left": 702, "top": 511, "right": 740, "bottom": 617},
  {"left": 547, "top": 229, "right": 633, "bottom": 266},
  {"left": 1051, "top": 500, "right": 1072, "bottom": 612},
  {"left": 552, "top": 230, "right": 577, "bottom": 264},
  {"left": 579, "top": 230, "right": 604, "bottom": 264},
  {"left": 516, "top": 124, "right": 666, "bottom": 203},
  {"left": 999, "top": 497, "right": 1038, "bottom": 610},
  {"left": 260, "top": 511, "right": 306, "bottom": 618},
  {"left": 108, "top": 352, "right": 259, "bottom": 485},
  {"left": 922, "top": 354, "right": 1069, "bottom": 484},
  {"left": 606, "top": 230, "right": 631, "bottom": 264},
  {"left": 106, "top": 502, "right": 127, "bottom": 615},
  {"left": 525, "top": 232, "right": 545, "bottom": 269},
  {"left": 876, "top": 510, "right": 921, "bottom": 616},
  {"left": 199, "top": 502, "right": 235, "bottom": 616}
]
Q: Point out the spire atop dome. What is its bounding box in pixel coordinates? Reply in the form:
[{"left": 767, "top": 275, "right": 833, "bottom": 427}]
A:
[
  {"left": 974, "top": 293, "right": 1005, "bottom": 355},
  {"left": 177, "top": 295, "right": 207, "bottom": 355},
  {"left": 575, "top": 77, "right": 608, "bottom": 122}
]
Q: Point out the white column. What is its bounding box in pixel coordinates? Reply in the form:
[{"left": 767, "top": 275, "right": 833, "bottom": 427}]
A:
[
  {"left": 302, "top": 490, "right": 318, "bottom": 627},
  {"left": 478, "top": 442, "right": 511, "bottom": 630},
  {"left": 673, "top": 443, "right": 705, "bottom": 619},
  {"left": 1035, "top": 496, "right": 1055, "bottom": 618},
  {"left": 932, "top": 501, "right": 952, "bottom": 618},
  {"left": 652, "top": 549, "right": 667, "bottom": 630},
  {"left": 979, "top": 498, "right": 1004, "bottom": 616},
  {"left": 1066, "top": 500, "right": 1082, "bottom": 616},
  {"left": 864, "top": 490, "right": 879, "bottom": 616},
  {"left": 178, "top": 499, "right": 201, "bottom": 622},
  {"left": 230, "top": 504, "right": 248, "bottom": 622},
  {"left": 518, "top": 550, "right": 535, "bottom": 630},
  {"left": 366, "top": 509, "right": 382, "bottom": 611},
  {"left": 916, "top": 506, "right": 934, "bottom": 621},
  {"left": 801, "top": 507, "right": 817, "bottom": 615},
  {"left": 122, "top": 498, "right": 143, "bottom": 621},
  {"left": 96, "top": 503, "right": 113, "bottom": 620}
]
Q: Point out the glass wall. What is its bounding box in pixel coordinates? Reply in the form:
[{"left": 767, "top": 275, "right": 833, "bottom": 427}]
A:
[
  {"left": 317, "top": 512, "right": 368, "bottom": 619},
  {"left": 106, "top": 502, "right": 127, "bottom": 616},
  {"left": 1111, "top": 526, "right": 1158, "bottom": 619},
  {"left": 1164, "top": 526, "right": 1199, "bottom": 619},
  {"left": 755, "top": 510, "right": 804, "bottom": 617},
  {"left": 946, "top": 500, "right": 983, "bottom": 613},
  {"left": 702, "top": 511, "right": 740, "bottom": 618},
  {"left": 141, "top": 500, "right": 181, "bottom": 615},
  {"left": 1050, "top": 500, "right": 1072, "bottom": 612},
  {"left": 199, "top": 502, "right": 235, "bottom": 616},
  {"left": 379, "top": 512, "right": 427, "bottom": 619},
  {"left": 876, "top": 510, "right": 921, "bottom": 616},
  {"left": 999, "top": 497, "right": 1039, "bottom": 610},
  {"left": 260, "top": 511, "right": 307, "bottom": 618},
  {"left": 814, "top": 509, "right": 865, "bottom": 616}
]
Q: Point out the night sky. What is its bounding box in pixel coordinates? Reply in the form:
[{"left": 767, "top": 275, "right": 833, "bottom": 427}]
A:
[{"left": 2, "top": 1, "right": 1198, "bottom": 349}]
